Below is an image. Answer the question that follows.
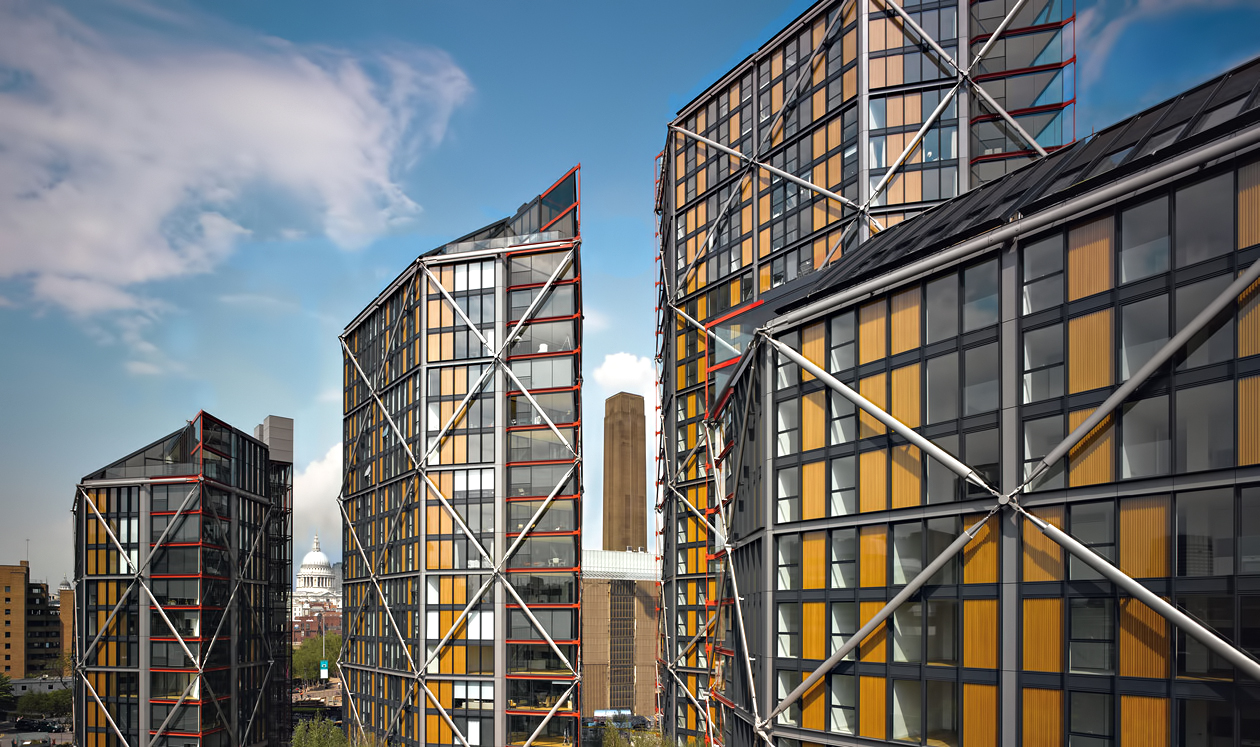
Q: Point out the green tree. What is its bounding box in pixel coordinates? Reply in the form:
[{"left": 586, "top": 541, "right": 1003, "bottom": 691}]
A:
[
  {"left": 292, "top": 716, "right": 348, "bottom": 747},
  {"left": 293, "top": 634, "right": 342, "bottom": 683},
  {"left": 0, "top": 673, "right": 16, "bottom": 716}
]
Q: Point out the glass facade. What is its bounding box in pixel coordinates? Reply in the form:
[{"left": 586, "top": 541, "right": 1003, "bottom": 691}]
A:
[
  {"left": 75, "top": 413, "right": 293, "bottom": 747},
  {"left": 658, "top": 14, "right": 1260, "bottom": 745},
  {"left": 340, "top": 168, "right": 582, "bottom": 746}
]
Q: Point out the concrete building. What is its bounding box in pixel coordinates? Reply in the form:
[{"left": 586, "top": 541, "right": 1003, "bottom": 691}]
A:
[
  {"left": 339, "top": 168, "right": 583, "bottom": 747},
  {"left": 73, "top": 412, "right": 293, "bottom": 747},
  {"left": 579, "top": 550, "right": 658, "bottom": 722},
  {"left": 603, "top": 393, "right": 648, "bottom": 552},
  {"left": 1, "top": 562, "right": 62, "bottom": 678},
  {"left": 58, "top": 580, "right": 73, "bottom": 677},
  {"left": 293, "top": 534, "right": 339, "bottom": 619},
  {"left": 657, "top": 48, "right": 1260, "bottom": 746}
]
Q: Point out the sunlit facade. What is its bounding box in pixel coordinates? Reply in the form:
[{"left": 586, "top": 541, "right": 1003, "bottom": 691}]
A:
[{"left": 339, "top": 168, "right": 583, "bottom": 747}]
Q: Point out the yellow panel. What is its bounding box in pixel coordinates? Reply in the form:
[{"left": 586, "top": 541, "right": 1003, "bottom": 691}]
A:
[
  {"left": 963, "top": 684, "right": 997, "bottom": 747},
  {"left": 890, "top": 445, "right": 920, "bottom": 509},
  {"left": 1068, "top": 408, "right": 1114, "bottom": 487},
  {"left": 802, "top": 460, "right": 826, "bottom": 520},
  {"left": 859, "top": 676, "right": 886, "bottom": 739},
  {"left": 1241, "top": 376, "right": 1260, "bottom": 465},
  {"left": 859, "top": 373, "right": 887, "bottom": 438},
  {"left": 802, "top": 322, "right": 826, "bottom": 381},
  {"left": 803, "top": 602, "right": 827, "bottom": 660},
  {"left": 1022, "top": 689, "right": 1062, "bottom": 747},
  {"left": 859, "top": 448, "right": 887, "bottom": 513},
  {"left": 858, "top": 300, "right": 887, "bottom": 364},
  {"left": 803, "top": 390, "right": 826, "bottom": 452},
  {"left": 1068, "top": 215, "right": 1113, "bottom": 301},
  {"left": 1119, "top": 495, "right": 1169, "bottom": 578},
  {"left": 1068, "top": 308, "right": 1113, "bottom": 393},
  {"left": 963, "top": 514, "right": 997, "bottom": 583},
  {"left": 859, "top": 601, "right": 887, "bottom": 662},
  {"left": 1120, "top": 597, "right": 1169, "bottom": 679},
  {"left": 1121, "top": 695, "right": 1168, "bottom": 746},
  {"left": 1023, "top": 598, "right": 1061, "bottom": 672},
  {"left": 802, "top": 670, "right": 826, "bottom": 730},
  {"left": 860, "top": 526, "right": 887, "bottom": 587},
  {"left": 964, "top": 599, "right": 998, "bottom": 668},
  {"left": 803, "top": 531, "right": 827, "bottom": 590},
  {"left": 1240, "top": 159, "right": 1260, "bottom": 249},
  {"left": 890, "top": 363, "right": 920, "bottom": 427},
  {"left": 1023, "top": 505, "right": 1064, "bottom": 582}
]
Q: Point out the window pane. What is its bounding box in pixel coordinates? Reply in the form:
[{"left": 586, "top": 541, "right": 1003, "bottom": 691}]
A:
[
  {"left": 1177, "top": 488, "right": 1233, "bottom": 576},
  {"left": 1121, "top": 396, "right": 1170, "bottom": 479},
  {"left": 892, "top": 680, "right": 922, "bottom": 742},
  {"left": 1178, "top": 699, "right": 1232, "bottom": 746},
  {"left": 927, "top": 435, "right": 960, "bottom": 504},
  {"left": 927, "top": 353, "right": 959, "bottom": 423},
  {"left": 1175, "top": 381, "right": 1234, "bottom": 472},
  {"left": 830, "top": 456, "right": 856, "bottom": 516},
  {"left": 1069, "top": 599, "right": 1115, "bottom": 675},
  {"left": 1070, "top": 502, "right": 1114, "bottom": 580},
  {"left": 778, "top": 603, "right": 801, "bottom": 657},
  {"left": 1176, "top": 275, "right": 1235, "bottom": 369},
  {"left": 926, "top": 274, "right": 959, "bottom": 342},
  {"left": 892, "top": 522, "right": 922, "bottom": 584},
  {"left": 925, "top": 600, "right": 958, "bottom": 666},
  {"left": 1023, "top": 234, "right": 1063, "bottom": 314},
  {"left": 893, "top": 602, "right": 922, "bottom": 663},
  {"left": 1070, "top": 691, "right": 1113, "bottom": 737},
  {"left": 1120, "top": 196, "right": 1170, "bottom": 282},
  {"left": 925, "top": 517, "right": 960, "bottom": 583},
  {"left": 1242, "top": 487, "right": 1260, "bottom": 575},
  {"left": 1024, "top": 415, "right": 1065, "bottom": 489},
  {"left": 1177, "top": 595, "right": 1234, "bottom": 679},
  {"left": 964, "top": 343, "right": 1000, "bottom": 414},
  {"left": 1175, "top": 173, "right": 1233, "bottom": 266},
  {"left": 926, "top": 681, "right": 958, "bottom": 746},
  {"left": 1023, "top": 324, "right": 1064, "bottom": 402},
  {"left": 965, "top": 429, "right": 999, "bottom": 494},
  {"left": 1121, "top": 295, "right": 1168, "bottom": 378},
  {"left": 963, "top": 260, "right": 1000, "bottom": 331}
]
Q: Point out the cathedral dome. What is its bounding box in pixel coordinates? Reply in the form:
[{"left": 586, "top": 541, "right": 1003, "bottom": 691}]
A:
[{"left": 297, "top": 533, "right": 335, "bottom": 591}]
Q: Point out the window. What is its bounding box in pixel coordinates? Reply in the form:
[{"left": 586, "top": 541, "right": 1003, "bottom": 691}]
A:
[
  {"left": 962, "top": 260, "right": 999, "bottom": 331},
  {"left": 777, "top": 466, "right": 800, "bottom": 523},
  {"left": 830, "top": 457, "right": 857, "bottom": 516},
  {"left": 777, "top": 672, "right": 800, "bottom": 726},
  {"left": 927, "top": 353, "right": 958, "bottom": 422},
  {"left": 821, "top": 528, "right": 858, "bottom": 593},
  {"left": 1024, "top": 415, "right": 1065, "bottom": 490},
  {"left": 1023, "top": 324, "right": 1064, "bottom": 402},
  {"left": 830, "top": 673, "right": 856, "bottom": 734},
  {"left": 829, "top": 312, "right": 856, "bottom": 371},
  {"left": 777, "top": 331, "right": 799, "bottom": 389},
  {"left": 1242, "top": 487, "right": 1260, "bottom": 574},
  {"left": 1070, "top": 502, "right": 1115, "bottom": 580},
  {"left": 1176, "top": 276, "right": 1234, "bottom": 370},
  {"left": 926, "top": 274, "right": 958, "bottom": 342},
  {"left": 777, "top": 535, "right": 801, "bottom": 590},
  {"left": 830, "top": 601, "right": 856, "bottom": 657},
  {"left": 925, "top": 517, "right": 960, "bottom": 583},
  {"left": 1120, "top": 196, "right": 1170, "bottom": 283},
  {"left": 893, "top": 602, "right": 923, "bottom": 663},
  {"left": 1175, "top": 173, "right": 1233, "bottom": 267},
  {"left": 1176, "top": 381, "right": 1234, "bottom": 472},
  {"left": 1178, "top": 699, "right": 1232, "bottom": 745},
  {"left": 927, "top": 434, "right": 960, "bottom": 503},
  {"left": 1023, "top": 234, "right": 1063, "bottom": 313},
  {"left": 892, "top": 679, "right": 922, "bottom": 742},
  {"left": 892, "top": 522, "right": 922, "bottom": 584},
  {"left": 1069, "top": 691, "right": 1113, "bottom": 745},
  {"left": 1177, "top": 595, "right": 1233, "bottom": 679},
  {"left": 964, "top": 343, "right": 999, "bottom": 414},
  {"left": 778, "top": 602, "right": 801, "bottom": 657},
  {"left": 829, "top": 392, "right": 856, "bottom": 446},
  {"left": 926, "top": 600, "right": 958, "bottom": 666},
  {"left": 1177, "top": 488, "right": 1233, "bottom": 577},
  {"left": 777, "top": 399, "right": 800, "bottom": 456},
  {"left": 965, "top": 429, "right": 1000, "bottom": 495},
  {"left": 1069, "top": 599, "right": 1115, "bottom": 675},
  {"left": 1120, "top": 396, "right": 1170, "bottom": 478}
]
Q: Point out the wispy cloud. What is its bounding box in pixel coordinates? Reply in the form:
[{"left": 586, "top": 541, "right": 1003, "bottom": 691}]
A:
[
  {"left": 294, "top": 441, "right": 344, "bottom": 564},
  {"left": 0, "top": 0, "right": 472, "bottom": 360},
  {"left": 1076, "top": 0, "right": 1253, "bottom": 86}
]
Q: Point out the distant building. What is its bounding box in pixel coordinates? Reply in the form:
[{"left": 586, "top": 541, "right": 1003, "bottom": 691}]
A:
[
  {"left": 74, "top": 411, "right": 293, "bottom": 747},
  {"left": 56, "top": 579, "right": 73, "bottom": 677},
  {"left": 0, "top": 562, "right": 61, "bottom": 678},
  {"left": 580, "top": 549, "right": 658, "bottom": 721},
  {"left": 603, "top": 393, "right": 648, "bottom": 552},
  {"left": 293, "top": 534, "right": 339, "bottom": 619}
]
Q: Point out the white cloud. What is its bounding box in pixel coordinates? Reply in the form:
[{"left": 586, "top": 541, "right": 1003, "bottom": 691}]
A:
[
  {"left": 1076, "top": 0, "right": 1253, "bottom": 86},
  {"left": 294, "top": 441, "right": 344, "bottom": 563},
  {"left": 0, "top": 0, "right": 472, "bottom": 317},
  {"left": 592, "top": 352, "right": 655, "bottom": 401}
]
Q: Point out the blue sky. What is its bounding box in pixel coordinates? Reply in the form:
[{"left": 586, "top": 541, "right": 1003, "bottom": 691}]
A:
[{"left": 1, "top": 0, "right": 1258, "bottom": 586}]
